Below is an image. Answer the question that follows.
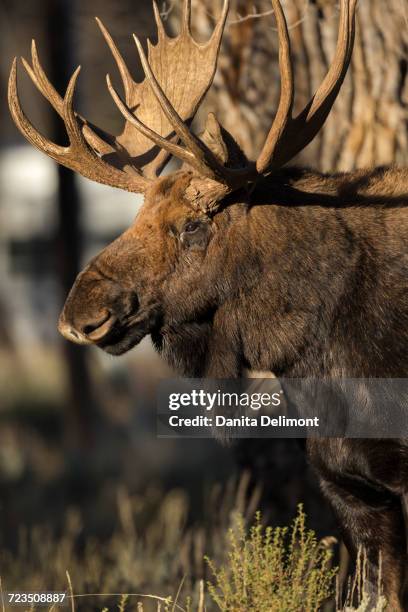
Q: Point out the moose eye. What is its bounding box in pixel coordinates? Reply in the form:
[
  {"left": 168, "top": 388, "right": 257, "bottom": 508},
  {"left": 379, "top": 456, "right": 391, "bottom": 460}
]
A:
[
  {"left": 180, "top": 219, "right": 209, "bottom": 249},
  {"left": 184, "top": 220, "right": 201, "bottom": 233}
]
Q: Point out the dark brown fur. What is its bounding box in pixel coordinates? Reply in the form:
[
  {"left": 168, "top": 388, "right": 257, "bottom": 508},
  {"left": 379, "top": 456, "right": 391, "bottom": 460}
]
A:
[{"left": 60, "top": 165, "right": 408, "bottom": 608}]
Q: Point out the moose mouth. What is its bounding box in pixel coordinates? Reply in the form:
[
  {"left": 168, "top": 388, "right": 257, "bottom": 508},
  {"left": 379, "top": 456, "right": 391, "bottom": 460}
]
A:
[
  {"left": 95, "top": 314, "right": 162, "bottom": 356},
  {"left": 96, "top": 326, "right": 148, "bottom": 356}
]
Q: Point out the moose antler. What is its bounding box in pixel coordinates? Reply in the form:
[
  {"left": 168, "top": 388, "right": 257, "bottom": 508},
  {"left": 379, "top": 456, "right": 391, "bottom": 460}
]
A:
[
  {"left": 97, "top": 0, "right": 231, "bottom": 180},
  {"left": 106, "top": 0, "right": 357, "bottom": 195},
  {"left": 8, "top": 49, "right": 148, "bottom": 193},
  {"left": 8, "top": 0, "right": 231, "bottom": 192},
  {"left": 8, "top": 0, "right": 357, "bottom": 199},
  {"left": 105, "top": 0, "right": 258, "bottom": 188}
]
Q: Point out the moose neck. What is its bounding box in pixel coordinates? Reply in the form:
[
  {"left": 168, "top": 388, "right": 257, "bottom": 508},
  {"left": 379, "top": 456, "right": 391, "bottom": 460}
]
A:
[{"left": 235, "top": 189, "right": 354, "bottom": 378}]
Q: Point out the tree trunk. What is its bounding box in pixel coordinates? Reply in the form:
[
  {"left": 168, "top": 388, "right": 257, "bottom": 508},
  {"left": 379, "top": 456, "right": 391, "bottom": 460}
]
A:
[
  {"left": 46, "top": 0, "right": 96, "bottom": 447},
  {"left": 193, "top": 0, "right": 408, "bottom": 170}
]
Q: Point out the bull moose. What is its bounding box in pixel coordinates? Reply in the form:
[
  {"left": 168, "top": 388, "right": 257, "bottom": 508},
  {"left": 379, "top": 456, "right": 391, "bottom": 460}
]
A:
[{"left": 8, "top": 0, "right": 408, "bottom": 608}]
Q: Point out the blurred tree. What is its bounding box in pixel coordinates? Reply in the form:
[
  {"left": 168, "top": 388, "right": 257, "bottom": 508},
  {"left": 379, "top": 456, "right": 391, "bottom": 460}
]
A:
[{"left": 45, "top": 0, "right": 97, "bottom": 447}]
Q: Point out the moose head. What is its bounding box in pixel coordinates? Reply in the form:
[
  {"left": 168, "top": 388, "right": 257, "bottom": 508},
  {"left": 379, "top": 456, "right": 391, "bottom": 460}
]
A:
[{"left": 8, "top": 0, "right": 357, "bottom": 357}]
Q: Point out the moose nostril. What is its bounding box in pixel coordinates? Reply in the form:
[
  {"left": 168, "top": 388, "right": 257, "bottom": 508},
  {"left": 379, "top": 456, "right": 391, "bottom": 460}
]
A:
[
  {"left": 69, "top": 328, "right": 81, "bottom": 340},
  {"left": 58, "top": 318, "right": 92, "bottom": 345},
  {"left": 82, "top": 311, "right": 116, "bottom": 342}
]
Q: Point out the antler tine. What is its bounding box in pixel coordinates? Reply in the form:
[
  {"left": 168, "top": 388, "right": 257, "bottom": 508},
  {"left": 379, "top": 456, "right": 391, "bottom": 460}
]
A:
[
  {"left": 96, "top": 17, "right": 133, "bottom": 104},
  {"left": 299, "top": 0, "right": 355, "bottom": 120},
  {"left": 152, "top": 1, "right": 167, "bottom": 40},
  {"left": 8, "top": 57, "right": 150, "bottom": 192},
  {"left": 287, "top": 0, "right": 357, "bottom": 162},
  {"left": 257, "top": 0, "right": 357, "bottom": 173},
  {"left": 63, "top": 68, "right": 130, "bottom": 169},
  {"left": 132, "top": 34, "right": 228, "bottom": 181},
  {"left": 206, "top": 0, "right": 229, "bottom": 49},
  {"left": 9, "top": 58, "right": 65, "bottom": 158},
  {"left": 63, "top": 66, "right": 87, "bottom": 144},
  {"left": 257, "top": 0, "right": 294, "bottom": 174},
  {"left": 181, "top": 0, "right": 192, "bottom": 35},
  {"left": 21, "top": 40, "right": 63, "bottom": 116}
]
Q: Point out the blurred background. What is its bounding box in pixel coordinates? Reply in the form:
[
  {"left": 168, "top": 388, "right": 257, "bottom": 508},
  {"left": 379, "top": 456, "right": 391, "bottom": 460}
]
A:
[{"left": 0, "top": 0, "right": 407, "bottom": 607}]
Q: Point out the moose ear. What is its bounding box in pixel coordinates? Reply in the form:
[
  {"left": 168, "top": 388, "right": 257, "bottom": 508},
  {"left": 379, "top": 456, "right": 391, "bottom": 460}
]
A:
[{"left": 199, "top": 113, "right": 248, "bottom": 169}]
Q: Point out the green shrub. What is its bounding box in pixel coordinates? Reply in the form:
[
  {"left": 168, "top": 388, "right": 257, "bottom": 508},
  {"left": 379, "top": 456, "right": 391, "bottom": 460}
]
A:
[{"left": 206, "top": 506, "right": 337, "bottom": 612}]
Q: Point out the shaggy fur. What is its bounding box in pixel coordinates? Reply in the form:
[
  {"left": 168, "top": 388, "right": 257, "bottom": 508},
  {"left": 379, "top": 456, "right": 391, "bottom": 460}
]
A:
[{"left": 60, "top": 165, "right": 408, "bottom": 608}]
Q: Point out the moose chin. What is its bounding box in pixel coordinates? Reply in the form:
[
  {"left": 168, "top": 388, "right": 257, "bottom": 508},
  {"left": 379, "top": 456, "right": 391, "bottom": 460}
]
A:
[{"left": 8, "top": 0, "right": 408, "bottom": 608}]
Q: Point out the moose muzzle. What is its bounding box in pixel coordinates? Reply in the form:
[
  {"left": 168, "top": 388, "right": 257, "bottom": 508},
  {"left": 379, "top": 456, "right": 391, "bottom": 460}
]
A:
[
  {"left": 58, "top": 264, "right": 131, "bottom": 347},
  {"left": 58, "top": 310, "right": 117, "bottom": 345}
]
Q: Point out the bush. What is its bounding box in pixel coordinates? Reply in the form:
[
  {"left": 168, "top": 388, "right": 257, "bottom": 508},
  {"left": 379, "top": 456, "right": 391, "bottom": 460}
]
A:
[{"left": 206, "top": 506, "right": 336, "bottom": 612}]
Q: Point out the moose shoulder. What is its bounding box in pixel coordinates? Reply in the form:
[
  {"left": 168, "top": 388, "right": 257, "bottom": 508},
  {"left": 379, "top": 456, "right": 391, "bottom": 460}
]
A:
[{"left": 8, "top": 0, "right": 408, "bottom": 608}]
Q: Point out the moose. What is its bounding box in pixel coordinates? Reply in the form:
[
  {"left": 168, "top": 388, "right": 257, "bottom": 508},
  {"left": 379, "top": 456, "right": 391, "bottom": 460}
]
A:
[{"left": 8, "top": 0, "right": 408, "bottom": 607}]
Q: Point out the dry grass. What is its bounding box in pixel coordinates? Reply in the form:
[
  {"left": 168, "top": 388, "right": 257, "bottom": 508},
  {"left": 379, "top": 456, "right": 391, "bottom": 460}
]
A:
[{"left": 0, "top": 479, "right": 386, "bottom": 612}]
